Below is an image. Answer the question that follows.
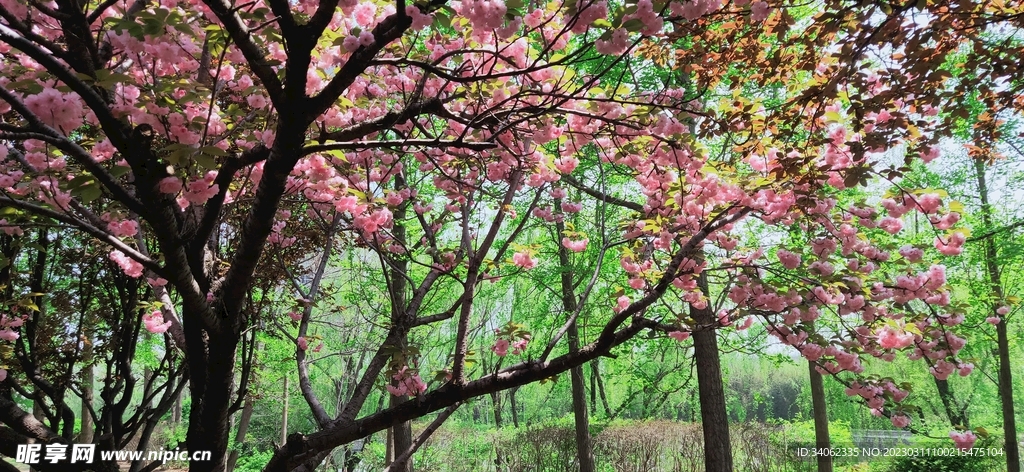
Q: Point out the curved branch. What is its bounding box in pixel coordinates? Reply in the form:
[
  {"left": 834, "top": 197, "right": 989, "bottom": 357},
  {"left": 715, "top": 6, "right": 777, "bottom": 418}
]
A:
[{"left": 0, "top": 195, "right": 162, "bottom": 274}]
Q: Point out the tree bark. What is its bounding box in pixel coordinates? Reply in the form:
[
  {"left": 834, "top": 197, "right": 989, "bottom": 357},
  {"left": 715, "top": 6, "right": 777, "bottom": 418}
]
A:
[
  {"left": 280, "top": 376, "right": 289, "bottom": 446},
  {"left": 808, "top": 360, "right": 833, "bottom": 472},
  {"left": 509, "top": 387, "right": 520, "bottom": 428},
  {"left": 974, "top": 157, "right": 1020, "bottom": 472},
  {"left": 692, "top": 273, "right": 732, "bottom": 472},
  {"left": 80, "top": 343, "right": 95, "bottom": 444},
  {"left": 933, "top": 378, "right": 967, "bottom": 428},
  {"left": 591, "top": 361, "right": 612, "bottom": 417},
  {"left": 555, "top": 218, "right": 596, "bottom": 472},
  {"left": 226, "top": 395, "right": 255, "bottom": 472}
]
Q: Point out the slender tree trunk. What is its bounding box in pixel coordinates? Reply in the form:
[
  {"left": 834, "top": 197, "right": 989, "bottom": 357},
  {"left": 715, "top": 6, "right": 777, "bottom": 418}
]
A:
[
  {"left": 385, "top": 425, "right": 395, "bottom": 465},
  {"left": 592, "top": 361, "right": 612, "bottom": 417},
  {"left": 555, "top": 218, "right": 595, "bottom": 472},
  {"left": 692, "top": 273, "right": 732, "bottom": 472},
  {"left": 491, "top": 391, "right": 503, "bottom": 468},
  {"left": 808, "top": 360, "right": 833, "bottom": 472},
  {"left": 173, "top": 388, "right": 183, "bottom": 424},
  {"left": 509, "top": 387, "right": 520, "bottom": 428},
  {"left": 280, "top": 376, "right": 289, "bottom": 446},
  {"left": 933, "top": 378, "right": 967, "bottom": 428},
  {"left": 80, "top": 344, "right": 94, "bottom": 444},
  {"left": 568, "top": 324, "right": 595, "bottom": 472},
  {"left": 226, "top": 396, "right": 254, "bottom": 472},
  {"left": 975, "top": 157, "right": 1020, "bottom": 472},
  {"left": 385, "top": 193, "right": 415, "bottom": 472},
  {"left": 388, "top": 396, "right": 414, "bottom": 472}
]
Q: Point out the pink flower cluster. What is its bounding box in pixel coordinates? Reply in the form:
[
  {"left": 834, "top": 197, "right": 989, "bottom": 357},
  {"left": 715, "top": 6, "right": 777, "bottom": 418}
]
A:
[
  {"left": 142, "top": 310, "right": 172, "bottom": 334},
  {"left": 561, "top": 237, "right": 588, "bottom": 252},
  {"left": 949, "top": 430, "right": 977, "bottom": 450},
  {"left": 512, "top": 251, "right": 537, "bottom": 269},
  {"left": 23, "top": 87, "right": 85, "bottom": 134},
  {"left": 386, "top": 367, "right": 427, "bottom": 397},
  {"left": 109, "top": 250, "right": 144, "bottom": 278},
  {"left": 668, "top": 331, "right": 690, "bottom": 342},
  {"left": 103, "top": 213, "right": 139, "bottom": 238},
  {"left": 491, "top": 333, "right": 530, "bottom": 357}
]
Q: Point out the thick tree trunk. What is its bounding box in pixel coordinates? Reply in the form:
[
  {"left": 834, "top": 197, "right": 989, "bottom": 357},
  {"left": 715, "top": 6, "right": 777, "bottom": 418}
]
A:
[
  {"left": 975, "top": 157, "right": 1020, "bottom": 472},
  {"left": 692, "top": 274, "right": 732, "bottom": 472},
  {"left": 808, "top": 360, "right": 833, "bottom": 472}
]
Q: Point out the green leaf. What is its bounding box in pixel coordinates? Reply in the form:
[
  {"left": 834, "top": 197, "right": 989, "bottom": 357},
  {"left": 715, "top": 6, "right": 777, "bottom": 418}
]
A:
[{"left": 622, "top": 19, "right": 644, "bottom": 32}]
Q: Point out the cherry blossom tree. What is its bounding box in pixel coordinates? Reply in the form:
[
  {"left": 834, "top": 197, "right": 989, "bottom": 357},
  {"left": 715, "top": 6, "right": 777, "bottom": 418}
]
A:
[{"left": 0, "top": 0, "right": 1022, "bottom": 471}]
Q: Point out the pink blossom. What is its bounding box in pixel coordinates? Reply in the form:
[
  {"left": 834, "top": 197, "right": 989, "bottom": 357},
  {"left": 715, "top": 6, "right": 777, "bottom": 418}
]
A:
[
  {"left": 512, "top": 338, "right": 529, "bottom": 354},
  {"left": 142, "top": 311, "right": 171, "bottom": 334},
  {"left": 158, "top": 177, "right": 183, "bottom": 194},
  {"left": 562, "top": 237, "right": 589, "bottom": 252},
  {"left": 289, "top": 311, "right": 302, "bottom": 321},
  {"left": 147, "top": 277, "right": 168, "bottom": 287},
  {"left": 958, "top": 363, "right": 974, "bottom": 376},
  {"left": 877, "top": 328, "right": 914, "bottom": 349},
  {"left": 668, "top": 331, "right": 690, "bottom": 342},
  {"left": 916, "top": 193, "right": 942, "bottom": 214},
  {"left": 750, "top": 1, "right": 770, "bottom": 21},
  {"left": 109, "top": 250, "right": 144, "bottom": 278},
  {"left": 553, "top": 156, "right": 579, "bottom": 173},
  {"left": 949, "top": 430, "right": 977, "bottom": 450},
  {"left": 987, "top": 316, "right": 1001, "bottom": 325},
  {"left": 358, "top": 30, "right": 375, "bottom": 47},
  {"left": 297, "top": 337, "right": 308, "bottom": 350},
  {"left": 934, "top": 232, "right": 966, "bottom": 256},
  {"left": 0, "top": 328, "right": 19, "bottom": 342},
  {"left": 891, "top": 414, "right": 910, "bottom": 428},
  {"left": 512, "top": 252, "right": 536, "bottom": 269},
  {"left": 899, "top": 245, "right": 923, "bottom": 262},
  {"left": 920, "top": 146, "right": 940, "bottom": 163},
  {"left": 878, "top": 217, "right": 903, "bottom": 234},
  {"left": 492, "top": 339, "right": 510, "bottom": 356},
  {"left": 776, "top": 249, "right": 801, "bottom": 269},
  {"left": 614, "top": 295, "right": 630, "bottom": 313},
  {"left": 996, "top": 305, "right": 1010, "bottom": 315}
]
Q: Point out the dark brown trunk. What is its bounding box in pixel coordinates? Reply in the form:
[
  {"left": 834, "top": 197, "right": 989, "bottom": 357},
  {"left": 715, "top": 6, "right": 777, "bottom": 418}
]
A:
[
  {"left": 555, "top": 218, "right": 596, "bottom": 472},
  {"left": 591, "top": 361, "right": 612, "bottom": 417},
  {"left": 389, "top": 200, "right": 415, "bottom": 472},
  {"left": 388, "top": 397, "right": 414, "bottom": 472},
  {"left": 490, "top": 391, "right": 503, "bottom": 468},
  {"left": 692, "top": 273, "right": 732, "bottom": 472},
  {"left": 509, "top": 387, "right": 520, "bottom": 428},
  {"left": 808, "top": 360, "right": 833, "bottom": 472},
  {"left": 568, "top": 324, "right": 595, "bottom": 472},
  {"left": 974, "top": 157, "right": 1020, "bottom": 472},
  {"left": 933, "top": 378, "right": 967, "bottom": 428}
]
